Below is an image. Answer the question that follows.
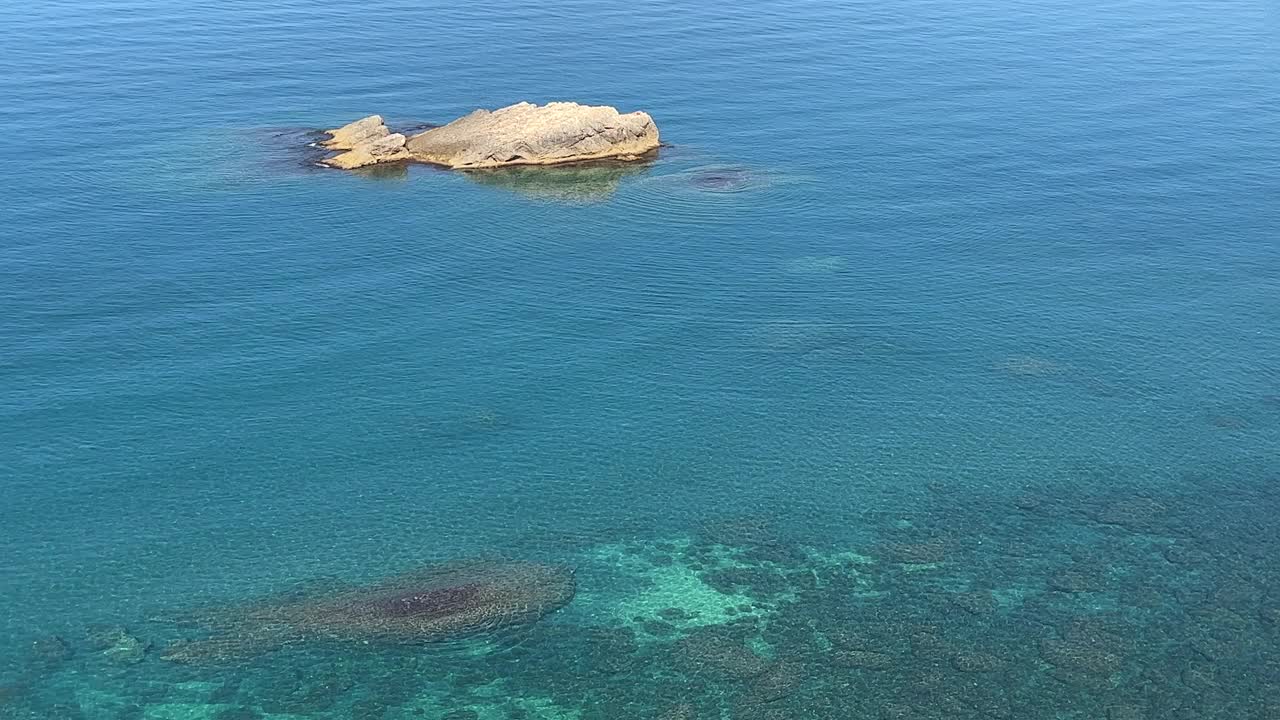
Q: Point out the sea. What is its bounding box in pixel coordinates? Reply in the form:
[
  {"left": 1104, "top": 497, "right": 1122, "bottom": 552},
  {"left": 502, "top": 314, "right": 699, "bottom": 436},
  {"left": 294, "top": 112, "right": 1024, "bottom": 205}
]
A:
[{"left": 1, "top": 0, "right": 1278, "bottom": 717}]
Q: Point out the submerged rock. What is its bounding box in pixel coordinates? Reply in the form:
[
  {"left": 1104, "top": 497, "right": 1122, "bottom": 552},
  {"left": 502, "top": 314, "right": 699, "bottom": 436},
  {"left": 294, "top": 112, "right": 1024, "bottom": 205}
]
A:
[
  {"left": 161, "top": 560, "right": 576, "bottom": 663},
  {"left": 86, "top": 625, "right": 149, "bottom": 665},
  {"left": 27, "top": 635, "right": 73, "bottom": 668},
  {"left": 738, "top": 660, "right": 804, "bottom": 704},
  {"left": 828, "top": 649, "right": 894, "bottom": 669},
  {"left": 1038, "top": 619, "right": 1129, "bottom": 678},
  {"left": 688, "top": 167, "right": 754, "bottom": 192},
  {"left": 674, "top": 628, "right": 771, "bottom": 679},
  {"left": 950, "top": 650, "right": 1005, "bottom": 673},
  {"left": 656, "top": 703, "right": 697, "bottom": 720},
  {"left": 948, "top": 590, "right": 998, "bottom": 615},
  {"left": 461, "top": 158, "right": 652, "bottom": 203},
  {"left": 1093, "top": 496, "right": 1167, "bottom": 530},
  {"left": 406, "top": 102, "right": 658, "bottom": 169}
]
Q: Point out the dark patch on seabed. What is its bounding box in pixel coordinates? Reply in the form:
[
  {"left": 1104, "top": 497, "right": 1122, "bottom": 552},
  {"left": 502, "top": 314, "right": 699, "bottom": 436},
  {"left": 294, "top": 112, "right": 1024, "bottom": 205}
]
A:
[{"left": 4, "top": 463, "right": 1280, "bottom": 720}]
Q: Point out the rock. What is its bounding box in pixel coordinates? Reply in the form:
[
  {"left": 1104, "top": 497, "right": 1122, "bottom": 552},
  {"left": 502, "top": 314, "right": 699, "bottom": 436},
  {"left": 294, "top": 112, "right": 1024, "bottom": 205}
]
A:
[
  {"left": 829, "top": 649, "right": 894, "bottom": 669},
  {"left": 85, "top": 626, "right": 149, "bottom": 665},
  {"left": 320, "top": 115, "right": 390, "bottom": 150},
  {"left": 27, "top": 635, "right": 73, "bottom": 668},
  {"left": 1107, "top": 705, "right": 1147, "bottom": 720},
  {"left": 1162, "top": 543, "right": 1208, "bottom": 565},
  {"left": 656, "top": 703, "right": 696, "bottom": 720},
  {"left": 675, "top": 628, "right": 771, "bottom": 679},
  {"left": 1181, "top": 664, "right": 1217, "bottom": 691},
  {"left": 1094, "top": 496, "right": 1166, "bottom": 530},
  {"left": 1049, "top": 568, "right": 1104, "bottom": 593},
  {"left": 910, "top": 629, "right": 950, "bottom": 656},
  {"left": 950, "top": 650, "right": 1004, "bottom": 672},
  {"left": 320, "top": 133, "right": 410, "bottom": 170},
  {"left": 214, "top": 707, "right": 264, "bottom": 720},
  {"left": 876, "top": 540, "right": 948, "bottom": 564},
  {"left": 162, "top": 561, "right": 575, "bottom": 663},
  {"left": 948, "top": 590, "right": 998, "bottom": 615},
  {"left": 642, "top": 620, "right": 677, "bottom": 637},
  {"left": 1038, "top": 638, "right": 1124, "bottom": 677},
  {"left": 316, "top": 115, "right": 410, "bottom": 169},
  {"left": 739, "top": 661, "right": 804, "bottom": 704},
  {"left": 405, "top": 102, "right": 659, "bottom": 169}
]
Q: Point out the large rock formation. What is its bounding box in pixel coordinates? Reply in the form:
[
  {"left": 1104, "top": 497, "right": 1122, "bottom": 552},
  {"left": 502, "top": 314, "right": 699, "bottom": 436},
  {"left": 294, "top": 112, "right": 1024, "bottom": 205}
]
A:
[
  {"left": 406, "top": 102, "right": 659, "bottom": 168},
  {"left": 317, "top": 102, "right": 659, "bottom": 171},
  {"left": 160, "top": 560, "right": 576, "bottom": 662}
]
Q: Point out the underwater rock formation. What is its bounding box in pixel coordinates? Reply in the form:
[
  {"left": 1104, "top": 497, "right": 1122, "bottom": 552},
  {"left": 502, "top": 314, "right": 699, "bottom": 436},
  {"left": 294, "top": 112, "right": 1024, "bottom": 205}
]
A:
[
  {"left": 86, "top": 625, "right": 149, "bottom": 665},
  {"left": 318, "top": 102, "right": 659, "bottom": 171},
  {"left": 736, "top": 660, "right": 805, "bottom": 705},
  {"left": 947, "top": 590, "right": 998, "bottom": 616},
  {"left": 461, "top": 159, "right": 652, "bottom": 203},
  {"left": 26, "top": 635, "right": 72, "bottom": 668},
  {"left": 687, "top": 167, "right": 754, "bottom": 192},
  {"left": 161, "top": 561, "right": 575, "bottom": 663},
  {"left": 875, "top": 539, "right": 950, "bottom": 565},
  {"left": 674, "top": 627, "right": 771, "bottom": 679},
  {"left": 1038, "top": 618, "right": 1129, "bottom": 680}
]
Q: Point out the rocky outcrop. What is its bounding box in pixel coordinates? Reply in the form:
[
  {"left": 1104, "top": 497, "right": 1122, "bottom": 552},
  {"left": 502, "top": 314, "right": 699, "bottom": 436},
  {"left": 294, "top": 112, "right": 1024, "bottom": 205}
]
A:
[
  {"left": 322, "top": 132, "right": 411, "bottom": 170},
  {"left": 320, "top": 115, "right": 391, "bottom": 150},
  {"left": 316, "top": 102, "right": 659, "bottom": 171},
  {"left": 405, "top": 102, "right": 659, "bottom": 169},
  {"left": 318, "top": 115, "right": 410, "bottom": 169}
]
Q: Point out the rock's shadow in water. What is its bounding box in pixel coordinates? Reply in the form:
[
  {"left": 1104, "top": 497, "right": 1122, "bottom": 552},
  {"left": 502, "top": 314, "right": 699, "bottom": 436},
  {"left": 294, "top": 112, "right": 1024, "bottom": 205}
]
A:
[
  {"left": 350, "top": 161, "right": 410, "bottom": 182},
  {"left": 459, "top": 153, "right": 657, "bottom": 204}
]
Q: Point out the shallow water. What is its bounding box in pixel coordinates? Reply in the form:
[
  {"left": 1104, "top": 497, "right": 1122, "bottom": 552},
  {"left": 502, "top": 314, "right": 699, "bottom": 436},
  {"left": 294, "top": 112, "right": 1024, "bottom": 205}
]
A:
[{"left": 2, "top": 0, "right": 1279, "bottom": 717}]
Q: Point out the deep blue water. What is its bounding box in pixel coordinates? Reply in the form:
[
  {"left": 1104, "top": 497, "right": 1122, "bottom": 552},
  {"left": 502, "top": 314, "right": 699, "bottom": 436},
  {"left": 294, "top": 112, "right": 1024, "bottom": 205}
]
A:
[{"left": 2, "top": 0, "right": 1279, "bottom": 717}]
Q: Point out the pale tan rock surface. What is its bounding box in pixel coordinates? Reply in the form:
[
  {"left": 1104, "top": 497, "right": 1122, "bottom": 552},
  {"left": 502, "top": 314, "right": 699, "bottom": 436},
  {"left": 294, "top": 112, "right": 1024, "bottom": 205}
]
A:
[
  {"left": 404, "top": 102, "right": 659, "bottom": 169},
  {"left": 320, "top": 115, "right": 390, "bottom": 150},
  {"left": 320, "top": 132, "right": 410, "bottom": 169}
]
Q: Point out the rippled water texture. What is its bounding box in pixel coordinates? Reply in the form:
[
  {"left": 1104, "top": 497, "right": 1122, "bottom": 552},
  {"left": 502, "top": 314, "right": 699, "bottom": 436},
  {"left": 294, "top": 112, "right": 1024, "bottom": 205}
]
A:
[{"left": 1, "top": 0, "right": 1279, "bottom": 717}]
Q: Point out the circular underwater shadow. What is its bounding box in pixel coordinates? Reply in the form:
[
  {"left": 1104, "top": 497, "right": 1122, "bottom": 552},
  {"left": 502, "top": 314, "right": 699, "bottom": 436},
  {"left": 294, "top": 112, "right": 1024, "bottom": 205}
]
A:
[{"left": 687, "top": 166, "right": 758, "bottom": 193}]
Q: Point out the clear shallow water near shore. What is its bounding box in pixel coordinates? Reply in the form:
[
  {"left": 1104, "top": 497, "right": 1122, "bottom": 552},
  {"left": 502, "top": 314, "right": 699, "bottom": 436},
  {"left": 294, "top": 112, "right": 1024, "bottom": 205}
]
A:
[{"left": 1, "top": 0, "right": 1279, "bottom": 717}]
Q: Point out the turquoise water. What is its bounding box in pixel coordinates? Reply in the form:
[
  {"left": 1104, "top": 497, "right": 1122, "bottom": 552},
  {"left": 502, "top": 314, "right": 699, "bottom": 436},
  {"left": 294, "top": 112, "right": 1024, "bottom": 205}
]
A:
[{"left": 2, "top": 0, "right": 1279, "bottom": 717}]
